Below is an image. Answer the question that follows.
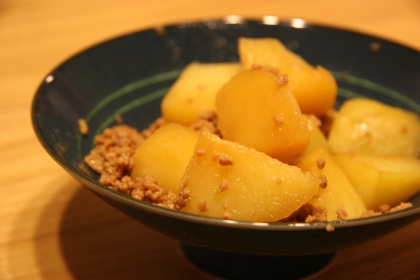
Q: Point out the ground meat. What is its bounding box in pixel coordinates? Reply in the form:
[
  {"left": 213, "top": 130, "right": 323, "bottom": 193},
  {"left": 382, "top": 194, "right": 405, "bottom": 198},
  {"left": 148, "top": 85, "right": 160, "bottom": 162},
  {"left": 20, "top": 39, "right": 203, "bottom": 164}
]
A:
[
  {"left": 78, "top": 118, "right": 89, "bottom": 135},
  {"left": 285, "top": 203, "right": 313, "bottom": 222},
  {"left": 190, "top": 119, "right": 218, "bottom": 134},
  {"left": 360, "top": 210, "right": 382, "bottom": 218},
  {"left": 389, "top": 202, "right": 413, "bottom": 212},
  {"left": 198, "top": 200, "right": 207, "bottom": 212},
  {"left": 369, "top": 42, "right": 380, "bottom": 52},
  {"left": 377, "top": 204, "right": 391, "bottom": 213},
  {"left": 218, "top": 179, "right": 229, "bottom": 192},
  {"left": 131, "top": 175, "right": 176, "bottom": 209},
  {"left": 316, "top": 158, "right": 326, "bottom": 169},
  {"left": 325, "top": 224, "right": 335, "bottom": 232},
  {"left": 318, "top": 174, "right": 328, "bottom": 189},
  {"left": 115, "top": 114, "right": 124, "bottom": 124},
  {"left": 276, "top": 74, "right": 289, "bottom": 86},
  {"left": 196, "top": 149, "right": 206, "bottom": 156},
  {"left": 319, "top": 109, "right": 337, "bottom": 137},
  {"left": 336, "top": 208, "right": 348, "bottom": 220},
  {"left": 223, "top": 212, "right": 232, "bottom": 220},
  {"left": 84, "top": 125, "right": 144, "bottom": 174},
  {"left": 218, "top": 154, "right": 234, "bottom": 166},
  {"left": 360, "top": 202, "right": 413, "bottom": 218},
  {"left": 273, "top": 115, "right": 284, "bottom": 126},
  {"left": 84, "top": 124, "right": 176, "bottom": 208},
  {"left": 189, "top": 110, "right": 220, "bottom": 136},
  {"left": 174, "top": 176, "right": 191, "bottom": 210},
  {"left": 281, "top": 203, "right": 327, "bottom": 223},
  {"left": 305, "top": 206, "right": 328, "bottom": 223}
]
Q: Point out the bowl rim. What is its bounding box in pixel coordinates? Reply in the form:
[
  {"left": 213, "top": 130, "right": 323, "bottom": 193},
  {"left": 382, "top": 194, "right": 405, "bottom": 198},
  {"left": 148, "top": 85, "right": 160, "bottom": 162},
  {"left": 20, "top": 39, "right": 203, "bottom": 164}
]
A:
[{"left": 31, "top": 15, "right": 420, "bottom": 232}]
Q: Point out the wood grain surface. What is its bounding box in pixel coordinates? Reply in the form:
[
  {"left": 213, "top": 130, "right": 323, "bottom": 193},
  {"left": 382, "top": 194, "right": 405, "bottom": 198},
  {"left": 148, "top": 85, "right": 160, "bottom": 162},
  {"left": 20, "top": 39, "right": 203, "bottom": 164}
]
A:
[{"left": 1, "top": 0, "right": 420, "bottom": 279}]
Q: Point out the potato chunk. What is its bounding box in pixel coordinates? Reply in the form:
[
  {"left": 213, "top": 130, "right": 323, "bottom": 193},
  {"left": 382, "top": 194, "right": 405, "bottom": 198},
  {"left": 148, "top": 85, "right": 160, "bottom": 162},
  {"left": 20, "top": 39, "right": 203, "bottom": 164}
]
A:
[
  {"left": 161, "top": 63, "right": 240, "bottom": 126},
  {"left": 131, "top": 123, "right": 199, "bottom": 193},
  {"left": 176, "top": 131, "right": 320, "bottom": 222},
  {"left": 328, "top": 98, "right": 420, "bottom": 157},
  {"left": 304, "top": 115, "right": 329, "bottom": 155},
  {"left": 216, "top": 68, "right": 310, "bottom": 163},
  {"left": 238, "top": 37, "right": 337, "bottom": 116},
  {"left": 296, "top": 148, "right": 367, "bottom": 220},
  {"left": 334, "top": 153, "right": 420, "bottom": 210}
]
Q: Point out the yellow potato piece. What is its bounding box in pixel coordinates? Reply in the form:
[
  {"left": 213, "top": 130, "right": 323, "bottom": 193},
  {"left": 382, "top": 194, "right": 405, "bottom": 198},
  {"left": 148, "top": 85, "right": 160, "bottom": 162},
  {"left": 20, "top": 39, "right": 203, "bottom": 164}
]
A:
[
  {"left": 216, "top": 68, "right": 310, "bottom": 163},
  {"left": 334, "top": 153, "right": 420, "bottom": 210},
  {"left": 161, "top": 63, "right": 240, "bottom": 126},
  {"left": 131, "top": 123, "right": 199, "bottom": 193},
  {"left": 304, "top": 115, "right": 329, "bottom": 155},
  {"left": 296, "top": 148, "right": 367, "bottom": 220},
  {"left": 238, "top": 37, "right": 337, "bottom": 116},
  {"left": 328, "top": 98, "right": 420, "bottom": 157},
  {"left": 177, "top": 131, "right": 320, "bottom": 222}
]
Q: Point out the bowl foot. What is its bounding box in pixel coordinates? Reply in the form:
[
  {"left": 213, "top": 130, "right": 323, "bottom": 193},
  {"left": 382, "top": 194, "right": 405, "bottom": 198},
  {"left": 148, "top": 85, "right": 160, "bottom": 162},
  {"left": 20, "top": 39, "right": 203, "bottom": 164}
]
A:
[{"left": 180, "top": 243, "right": 335, "bottom": 280}]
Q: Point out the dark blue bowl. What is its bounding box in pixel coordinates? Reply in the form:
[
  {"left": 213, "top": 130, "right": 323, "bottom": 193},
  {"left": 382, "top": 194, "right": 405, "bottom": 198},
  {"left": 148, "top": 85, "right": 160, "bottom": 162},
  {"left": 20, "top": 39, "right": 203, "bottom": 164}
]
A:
[{"left": 32, "top": 16, "right": 420, "bottom": 279}]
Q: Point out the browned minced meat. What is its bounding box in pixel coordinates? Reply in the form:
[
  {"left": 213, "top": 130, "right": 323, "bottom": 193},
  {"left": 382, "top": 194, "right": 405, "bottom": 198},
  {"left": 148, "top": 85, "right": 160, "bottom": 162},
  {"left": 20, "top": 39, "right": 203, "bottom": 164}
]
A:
[
  {"left": 305, "top": 206, "right": 328, "bottom": 223},
  {"left": 223, "top": 212, "right": 232, "bottom": 220},
  {"left": 78, "top": 118, "right": 89, "bottom": 136},
  {"left": 273, "top": 115, "right": 284, "bottom": 126},
  {"left": 131, "top": 175, "right": 176, "bottom": 209},
  {"left": 389, "top": 202, "right": 413, "bottom": 212},
  {"left": 316, "top": 158, "right": 326, "bottom": 169},
  {"left": 276, "top": 74, "right": 289, "bottom": 86},
  {"left": 325, "top": 224, "right": 335, "bottom": 232},
  {"left": 218, "top": 153, "right": 234, "bottom": 166},
  {"left": 218, "top": 179, "right": 229, "bottom": 192},
  {"left": 361, "top": 202, "right": 413, "bottom": 218},
  {"left": 189, "top": 110, "right": 220, "bottom": 136},
  {"left": 84, "top": 123, "right": 176, "bottom": 208},
  {"left": 282, "top": 203, "right": 328, "bottom": 223},
  {"left": 174, "top": 175, "right": 191, "bottom": 210},
  {"left": 286, "top": 201, "right": 414, "bottom": 223},
  {"left": 283, "top": 204, "right": 350, "bottom": 223},
  {"left": 198, "top": 200, "right": 207, "bottom": 212},
  {"left": 319, "top": 109, "right": 337, "bottom": 137},
  {"left": 377, "top": 204, "right": 391, "bottom": 213},
  {"left": 84, "top": 125, "right": 144, "bottom": 175},
  {"left": 359, "top": 210, "right": 382, "bottom": 218},
  {"left": 336, "top": 208, "right": 348, "bottom": 220},
  {"left": 318, "top": 174, "right": 328, "bottom": 189},
  {"left": 369, "top": 42, "right": 381, "bottom": 52}
]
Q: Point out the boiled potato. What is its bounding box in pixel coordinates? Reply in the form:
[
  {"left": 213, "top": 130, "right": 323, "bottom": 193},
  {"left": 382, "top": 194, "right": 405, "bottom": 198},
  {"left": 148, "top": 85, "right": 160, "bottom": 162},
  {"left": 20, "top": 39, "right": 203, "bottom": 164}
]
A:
[
  {"left": 131, "top": 123, "right": 199, "bottom": 193},
  {"left": 161, "top": 63, "right": 240, "bottom": 126},
  {"left": 176, "top": 131, "right": 320, "bottom": 222},
  {"left": 238, "top": 37, "right": 337, "bottom": 116},
  {"left": 334, "top": 153, "right": 420, "bottom": 210},
  {"left": 216, "top": 68, "right": 310, "bottom": 163},
  {"left": 304, "top": 115, "right": 329, "bottom": 155},
  {"left": 296, "top": 148, "right": 367, "bottom": 220},
  {"left": 328, "top": 98, "right": 420, "bottom": 157}
]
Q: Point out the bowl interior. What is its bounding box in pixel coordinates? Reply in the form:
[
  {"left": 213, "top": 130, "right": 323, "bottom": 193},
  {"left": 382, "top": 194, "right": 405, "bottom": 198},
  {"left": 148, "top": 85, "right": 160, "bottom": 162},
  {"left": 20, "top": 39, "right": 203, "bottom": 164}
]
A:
[{"left": 32, "top": 17, "right": 420, "bottom": 255}]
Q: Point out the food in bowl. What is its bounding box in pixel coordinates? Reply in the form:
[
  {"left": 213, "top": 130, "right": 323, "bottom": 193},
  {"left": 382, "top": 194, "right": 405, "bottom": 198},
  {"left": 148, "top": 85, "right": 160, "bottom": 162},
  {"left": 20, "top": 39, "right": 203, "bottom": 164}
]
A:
[{"left": 84, "top": 37, "right": 420, "bottom": 223}]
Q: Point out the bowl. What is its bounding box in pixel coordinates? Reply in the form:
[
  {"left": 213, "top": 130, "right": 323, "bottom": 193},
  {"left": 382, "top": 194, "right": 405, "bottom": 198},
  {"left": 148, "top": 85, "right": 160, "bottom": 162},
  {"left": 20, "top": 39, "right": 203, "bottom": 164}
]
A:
[{"left": 32, "top": 16, "right": 420, "bottom": 279}]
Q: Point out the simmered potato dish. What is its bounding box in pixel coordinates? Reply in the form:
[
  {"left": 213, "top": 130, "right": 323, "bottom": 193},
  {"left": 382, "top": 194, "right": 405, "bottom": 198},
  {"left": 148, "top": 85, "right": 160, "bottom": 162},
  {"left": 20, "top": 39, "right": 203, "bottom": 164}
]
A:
[{"left": 85, "top": 37, "right": 420, "bottom": 223}]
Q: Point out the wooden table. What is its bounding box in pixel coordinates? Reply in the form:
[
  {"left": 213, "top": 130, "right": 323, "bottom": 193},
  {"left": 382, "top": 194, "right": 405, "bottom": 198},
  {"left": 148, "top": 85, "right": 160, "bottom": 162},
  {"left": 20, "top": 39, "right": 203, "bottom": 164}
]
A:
[{"left": 1, "top": 0, "right": 420, "bottom": 279}]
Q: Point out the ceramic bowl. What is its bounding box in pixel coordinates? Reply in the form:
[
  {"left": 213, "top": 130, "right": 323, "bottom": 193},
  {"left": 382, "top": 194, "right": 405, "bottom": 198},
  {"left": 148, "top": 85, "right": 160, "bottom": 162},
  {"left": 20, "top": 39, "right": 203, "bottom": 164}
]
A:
[{"left": 32, "top": 16, "right": 420, "bottom": 279}]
